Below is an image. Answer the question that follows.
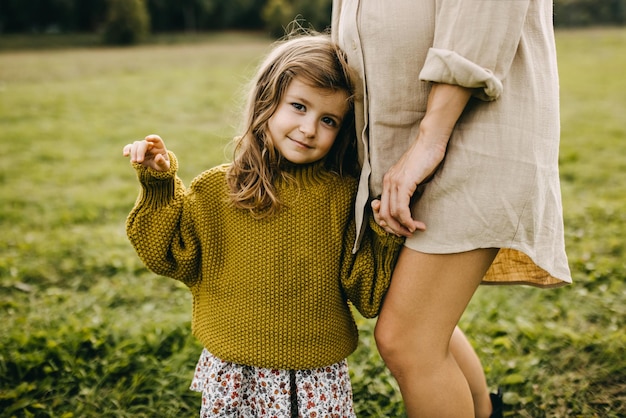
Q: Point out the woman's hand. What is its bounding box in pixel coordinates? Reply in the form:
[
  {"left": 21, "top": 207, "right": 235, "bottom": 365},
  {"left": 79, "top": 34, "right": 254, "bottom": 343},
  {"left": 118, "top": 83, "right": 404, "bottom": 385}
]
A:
[
  {"left": 122, "top": 134, "right": 170, "bottom": 172},
  {"left": 376, "top": 138, "right": 437, "bottom": 237}
]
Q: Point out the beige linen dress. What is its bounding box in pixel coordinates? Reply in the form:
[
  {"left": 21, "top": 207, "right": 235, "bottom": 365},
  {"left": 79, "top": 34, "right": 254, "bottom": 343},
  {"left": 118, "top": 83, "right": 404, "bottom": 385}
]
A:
[{"left": 332, "top": 0, "right": 571, "bottom": 287}]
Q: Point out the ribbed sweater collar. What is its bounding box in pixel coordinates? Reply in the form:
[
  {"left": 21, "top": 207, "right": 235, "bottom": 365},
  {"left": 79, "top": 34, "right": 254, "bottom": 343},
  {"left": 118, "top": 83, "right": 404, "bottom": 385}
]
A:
[{"left": 277, "top": 160, "right": 330, "bottom": 187}]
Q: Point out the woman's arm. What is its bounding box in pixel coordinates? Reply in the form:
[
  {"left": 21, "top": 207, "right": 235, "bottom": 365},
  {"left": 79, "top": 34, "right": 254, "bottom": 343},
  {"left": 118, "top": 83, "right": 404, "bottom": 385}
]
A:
[{"left": 377, "top": 82, "right": 472, "bottom": 237}]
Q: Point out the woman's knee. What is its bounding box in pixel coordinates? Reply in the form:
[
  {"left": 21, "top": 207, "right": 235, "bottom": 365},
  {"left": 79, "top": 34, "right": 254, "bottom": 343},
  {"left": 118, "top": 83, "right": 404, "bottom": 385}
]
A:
[
  {"left": 374, "top": 318, "right": 406, "bottom": 377},
  {"left": 374, "top": 314, "right": 415, "bottom": 370},
  {"left": 373, "top": 317, "right": 393, "bottom": 357},
  {"left": 375, "top": 310, "right": 453, "bottom": 372}
]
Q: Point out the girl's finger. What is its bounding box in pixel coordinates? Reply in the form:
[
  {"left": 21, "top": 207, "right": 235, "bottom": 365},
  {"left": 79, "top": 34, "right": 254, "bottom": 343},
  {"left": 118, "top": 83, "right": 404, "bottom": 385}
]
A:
[
  {"left": 154, "top": 153, "right": 170, "bottom": 171},
  {"left": 133, "top": 140, "right": 149, "bottom": 163},
  {"left": 145, "top": 134, "right": 163, "bottom": 148}
]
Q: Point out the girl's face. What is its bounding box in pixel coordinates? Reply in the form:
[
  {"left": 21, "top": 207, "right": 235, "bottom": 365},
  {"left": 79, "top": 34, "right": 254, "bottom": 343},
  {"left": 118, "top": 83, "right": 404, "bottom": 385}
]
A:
[{"left": 267, "top": 77, "right": 349, "bottom": 165}]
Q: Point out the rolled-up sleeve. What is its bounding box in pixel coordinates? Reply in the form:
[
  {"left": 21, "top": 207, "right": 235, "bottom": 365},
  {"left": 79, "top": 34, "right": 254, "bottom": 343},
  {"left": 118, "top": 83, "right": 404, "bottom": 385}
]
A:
[{"left": 420, "top": 0, "right": 531, "bottom": 100}]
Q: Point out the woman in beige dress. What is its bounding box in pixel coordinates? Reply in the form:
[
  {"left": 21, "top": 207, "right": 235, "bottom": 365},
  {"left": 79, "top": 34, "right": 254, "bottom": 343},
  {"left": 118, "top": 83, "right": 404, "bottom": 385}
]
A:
[{"left": 332, "top": 1, "right": 572, "bottom": 417}]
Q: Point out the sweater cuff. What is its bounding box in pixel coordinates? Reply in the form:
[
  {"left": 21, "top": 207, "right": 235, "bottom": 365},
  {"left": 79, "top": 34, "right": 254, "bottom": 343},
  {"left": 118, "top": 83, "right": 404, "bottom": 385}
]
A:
[
  {"left": 369, "top": 216, "right": 405, "bottom": 281},
  {"left": 419, "top": 48, "right": 503, "bottom": 101},
  {"left": 133, "top": 151, "right": 179, "bottom": 207},
  {"left": 133, "top": 150, "right": 178, "bottom": 181}
]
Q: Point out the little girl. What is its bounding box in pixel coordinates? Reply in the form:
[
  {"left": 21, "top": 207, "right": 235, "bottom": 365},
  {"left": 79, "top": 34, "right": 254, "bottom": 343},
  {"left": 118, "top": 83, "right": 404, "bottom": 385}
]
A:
[{"left": 123, "top": 33, "right": 403, "bottom": 417}]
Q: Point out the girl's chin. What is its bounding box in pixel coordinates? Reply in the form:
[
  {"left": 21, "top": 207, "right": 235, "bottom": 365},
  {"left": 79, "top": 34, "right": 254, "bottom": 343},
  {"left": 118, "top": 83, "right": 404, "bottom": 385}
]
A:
[{"left": 281, "top": 154, "right": 321, "bottom": 165}]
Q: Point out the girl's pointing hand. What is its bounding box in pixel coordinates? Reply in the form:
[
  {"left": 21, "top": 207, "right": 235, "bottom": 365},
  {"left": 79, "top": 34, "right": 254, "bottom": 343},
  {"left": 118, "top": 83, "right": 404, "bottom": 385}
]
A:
[{"left": 123, "top": 134, "right": 170, "bottom": 172}]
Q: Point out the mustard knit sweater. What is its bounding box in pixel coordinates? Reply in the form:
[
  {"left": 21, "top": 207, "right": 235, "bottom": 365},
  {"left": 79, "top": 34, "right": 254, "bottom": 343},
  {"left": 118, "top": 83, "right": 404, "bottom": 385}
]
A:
[{"left": 126, "top": 151, "right": 403, "bottom": 370}]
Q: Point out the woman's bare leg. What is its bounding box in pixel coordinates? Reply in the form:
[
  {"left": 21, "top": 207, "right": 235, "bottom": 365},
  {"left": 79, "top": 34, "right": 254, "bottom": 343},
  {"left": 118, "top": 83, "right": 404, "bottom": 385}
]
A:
[
  {"left": 451, "top": 326, "right": 493, "bottom": 418},
  {"left": 375, "top": 247, "right": 498, "bottom": 418}
]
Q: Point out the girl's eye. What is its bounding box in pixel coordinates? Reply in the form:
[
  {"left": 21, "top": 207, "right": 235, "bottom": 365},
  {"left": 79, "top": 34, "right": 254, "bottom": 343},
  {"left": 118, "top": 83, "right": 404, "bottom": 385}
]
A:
[
  {"left": 322, "top": 116, "right": 338, "bottom": 127},
  {"left": 291, "top": 103, "right": 305, "bottom": 111}
]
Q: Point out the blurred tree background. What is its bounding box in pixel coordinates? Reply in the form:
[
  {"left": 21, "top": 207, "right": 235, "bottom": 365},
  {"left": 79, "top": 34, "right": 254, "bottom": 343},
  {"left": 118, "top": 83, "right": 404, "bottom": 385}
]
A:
[
  {"left": 0, "top": 0, "right": 624, "bottom": 45},
  {"left": 0, "top": 0, "right": 331, "bottom": 43}
]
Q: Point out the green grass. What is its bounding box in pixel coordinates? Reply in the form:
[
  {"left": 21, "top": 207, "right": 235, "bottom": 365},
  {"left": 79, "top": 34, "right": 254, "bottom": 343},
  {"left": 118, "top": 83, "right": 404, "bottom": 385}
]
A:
[{"left": 1, "top": 28, "right": 625, "bottom": 417}]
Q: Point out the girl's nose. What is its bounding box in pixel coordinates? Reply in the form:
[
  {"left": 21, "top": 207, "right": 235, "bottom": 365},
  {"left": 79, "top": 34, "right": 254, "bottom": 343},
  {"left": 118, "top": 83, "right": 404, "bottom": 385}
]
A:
[{"left": 299, "top": 119, "right": 316, "bottom": 138}]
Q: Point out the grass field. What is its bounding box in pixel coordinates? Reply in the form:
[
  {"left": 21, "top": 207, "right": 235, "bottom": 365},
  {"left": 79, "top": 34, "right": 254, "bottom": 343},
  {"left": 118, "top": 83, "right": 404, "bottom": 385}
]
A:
[{"left": 1, "top": 28, "right": 625, "bottom": 417}]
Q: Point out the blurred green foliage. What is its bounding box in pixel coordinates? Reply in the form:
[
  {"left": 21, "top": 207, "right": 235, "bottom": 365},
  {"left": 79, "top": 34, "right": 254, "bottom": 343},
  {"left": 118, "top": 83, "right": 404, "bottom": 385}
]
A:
[
  {"left": 554, "top": 0, "right": 626, "bottom": 26},
  {"left": 0, "top": 0, "right": 623, "bottom": 41},
  {"left": 0, "top": 0, "right": 332, "bottom": 40},
  {"left": 102, "top": 0, "right": 150, "bottom": 45}
]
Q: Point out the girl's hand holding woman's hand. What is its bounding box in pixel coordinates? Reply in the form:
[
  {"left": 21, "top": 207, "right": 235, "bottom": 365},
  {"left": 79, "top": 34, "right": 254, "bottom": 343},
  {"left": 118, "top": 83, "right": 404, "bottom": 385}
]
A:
[
  {"left": 371, "top": 197, "right": 425, "bottom": 237},
  {"left": 122, "top": 134, "right": 170, "bottom": 172}
]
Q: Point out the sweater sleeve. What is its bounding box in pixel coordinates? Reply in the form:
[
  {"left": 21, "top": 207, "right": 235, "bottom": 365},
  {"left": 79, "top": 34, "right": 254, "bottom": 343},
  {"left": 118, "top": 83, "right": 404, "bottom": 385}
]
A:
[
  {"left": 125, "top": 151, "right": 201, "bottom": 285},
  {"left": 420, "top": 0, "right": 531, "bottom": 101},
  {"left": 341, "top": 215, "right": 404, "bottom": 318}
]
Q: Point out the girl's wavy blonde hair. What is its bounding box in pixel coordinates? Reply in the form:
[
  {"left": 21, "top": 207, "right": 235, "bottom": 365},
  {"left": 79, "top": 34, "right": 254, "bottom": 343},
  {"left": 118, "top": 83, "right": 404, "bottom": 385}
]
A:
[{"left": 225, "top": 31, "right": 358, "bottom": 218}]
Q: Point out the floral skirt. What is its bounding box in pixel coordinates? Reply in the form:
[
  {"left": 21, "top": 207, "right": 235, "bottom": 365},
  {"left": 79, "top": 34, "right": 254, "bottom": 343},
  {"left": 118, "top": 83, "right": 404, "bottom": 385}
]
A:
[{"left": 190, "top": 348, "right": 355, "bottom": 418}]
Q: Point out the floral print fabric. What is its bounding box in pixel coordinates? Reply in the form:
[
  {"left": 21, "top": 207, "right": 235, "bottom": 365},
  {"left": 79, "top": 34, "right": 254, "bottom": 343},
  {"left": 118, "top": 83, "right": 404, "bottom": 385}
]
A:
[{"left": 190, "top": 349, "right": 356, "bottom": 417}]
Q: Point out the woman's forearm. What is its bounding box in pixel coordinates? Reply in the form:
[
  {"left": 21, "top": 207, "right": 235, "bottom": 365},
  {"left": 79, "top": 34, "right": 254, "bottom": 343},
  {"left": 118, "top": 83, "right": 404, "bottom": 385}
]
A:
[
  {"left": 377, "top": 83, "right": 473, "bottom": 236},
  {"left": 418, "top": 83, "right": 472, "bottom": 149}
]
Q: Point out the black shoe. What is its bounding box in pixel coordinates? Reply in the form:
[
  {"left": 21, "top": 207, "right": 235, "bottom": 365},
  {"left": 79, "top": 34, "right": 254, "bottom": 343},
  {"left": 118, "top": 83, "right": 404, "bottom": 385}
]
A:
[{"left": 489, "top": 387, "right": 504, "bottom": 418}]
